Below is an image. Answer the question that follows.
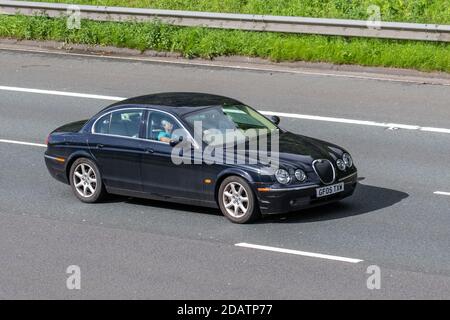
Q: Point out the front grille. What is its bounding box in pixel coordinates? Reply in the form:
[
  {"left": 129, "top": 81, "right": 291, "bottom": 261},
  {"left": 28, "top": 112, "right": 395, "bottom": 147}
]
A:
[{"left": 312, "top": 159, "right": 335, "bottom": 185}]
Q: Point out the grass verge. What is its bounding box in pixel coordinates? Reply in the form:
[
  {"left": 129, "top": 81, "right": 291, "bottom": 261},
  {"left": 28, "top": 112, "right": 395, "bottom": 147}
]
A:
[{"left": 0, "top": 14, "right": 449, "bottom": 73}]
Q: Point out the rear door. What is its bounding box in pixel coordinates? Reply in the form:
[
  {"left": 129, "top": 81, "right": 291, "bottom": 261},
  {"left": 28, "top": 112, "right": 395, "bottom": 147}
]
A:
[{"left": 88, "top": 108, "right": 146, "bottom": 191}]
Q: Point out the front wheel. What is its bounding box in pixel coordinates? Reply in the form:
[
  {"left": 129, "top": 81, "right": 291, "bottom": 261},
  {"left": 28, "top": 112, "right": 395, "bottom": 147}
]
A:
[
  {"left": 218, "top": 176, "right": 260, "bottom": 224},
  {"left": 69, "top": 158, "right": 106, "bottom": 203}
]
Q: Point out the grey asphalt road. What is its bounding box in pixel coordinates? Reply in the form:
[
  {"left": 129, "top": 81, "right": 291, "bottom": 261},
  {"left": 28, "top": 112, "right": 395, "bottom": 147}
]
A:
[{"left": 0, "top": 49, "right": 449, "bottom": 299}]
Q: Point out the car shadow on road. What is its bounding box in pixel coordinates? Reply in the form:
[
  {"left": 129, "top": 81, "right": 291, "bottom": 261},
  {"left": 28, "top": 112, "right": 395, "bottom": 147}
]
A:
[
  {"left": 259, "top": 183, "right": 409, "bottom": 224},
  {"left": 101, "top": 183, "right": 408, "bottom": 223},
  {"left": 120, "top": 196, "right": 223, "bottom": 216}
]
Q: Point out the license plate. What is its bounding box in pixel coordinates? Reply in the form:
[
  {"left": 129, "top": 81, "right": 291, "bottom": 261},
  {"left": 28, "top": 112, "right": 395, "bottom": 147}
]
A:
[{"left": 316, "top": 183, "right": 344, "bottom": 198}]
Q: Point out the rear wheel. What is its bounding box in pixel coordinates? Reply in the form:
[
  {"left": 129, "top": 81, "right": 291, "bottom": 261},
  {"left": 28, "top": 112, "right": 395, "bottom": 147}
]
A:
[
  {"left": 69, "top": 158, "right": 105, "bottom": 203},
  {"left": 218, "top": 176, "right": 260, "bottom": 224}
]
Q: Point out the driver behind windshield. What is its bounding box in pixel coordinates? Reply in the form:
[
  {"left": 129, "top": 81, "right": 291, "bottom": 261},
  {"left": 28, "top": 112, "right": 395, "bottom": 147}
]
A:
[{"left": 158, "top": 119, "right": 174, "bottom": 143}]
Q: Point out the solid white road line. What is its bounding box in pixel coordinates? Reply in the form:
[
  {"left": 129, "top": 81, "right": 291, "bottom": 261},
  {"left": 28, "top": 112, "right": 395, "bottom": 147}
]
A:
[
  {"left": 2, "top": 85, "right": 450, "bottom": 135},
  {"left": 0, "top": 139, "right": 46, "bottom": 148},
  {"left": 2, "top": 45, "right": 450, "bottom": 87},
  {"left": 434, "top": 191, "right": 450, "bottom": 196},
  {"left": 235, "top": 242, "right": 363, "bottom": 264}
]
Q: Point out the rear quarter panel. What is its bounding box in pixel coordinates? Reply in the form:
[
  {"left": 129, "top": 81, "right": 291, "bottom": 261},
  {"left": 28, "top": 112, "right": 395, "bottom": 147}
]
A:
[{"left": 45, "top": 132, "right": 91, "bottom": 184}]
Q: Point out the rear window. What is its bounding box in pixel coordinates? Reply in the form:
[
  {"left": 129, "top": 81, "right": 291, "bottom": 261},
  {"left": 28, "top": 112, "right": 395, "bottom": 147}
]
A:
[
  {"left": 94, "top": 113, "right": 111, "bottom": 134},
  {"left": 93, "top": 109, "right": 143, "bottom": 138}
]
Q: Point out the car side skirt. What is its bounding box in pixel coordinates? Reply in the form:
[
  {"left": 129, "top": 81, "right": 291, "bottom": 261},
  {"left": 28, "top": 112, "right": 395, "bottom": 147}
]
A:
[{"left": 106, "top": 186, "right": 219, "bottom": 209}]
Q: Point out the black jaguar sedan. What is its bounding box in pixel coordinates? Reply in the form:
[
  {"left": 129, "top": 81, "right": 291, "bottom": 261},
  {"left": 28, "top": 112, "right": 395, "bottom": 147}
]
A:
[{"left": 45, "top": 93, "right": 357, "bottom": 223}]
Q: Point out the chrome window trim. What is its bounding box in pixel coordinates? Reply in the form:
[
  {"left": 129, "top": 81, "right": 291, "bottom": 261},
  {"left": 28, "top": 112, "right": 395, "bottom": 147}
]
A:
[
  {"left": 91, "top": 107, "right": 199, "bottom": 149},
  {"left": 312, "top": 159, "right": 336, "bottom": 185}
]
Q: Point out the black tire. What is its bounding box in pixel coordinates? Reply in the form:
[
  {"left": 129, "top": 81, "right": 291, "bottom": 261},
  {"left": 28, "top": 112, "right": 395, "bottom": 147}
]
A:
[
  {"left": 218, "top": 176, "right": 260, "bottom": 224},
  {"left": 69, "top": 157, "right": 106, "bottom": 203}
]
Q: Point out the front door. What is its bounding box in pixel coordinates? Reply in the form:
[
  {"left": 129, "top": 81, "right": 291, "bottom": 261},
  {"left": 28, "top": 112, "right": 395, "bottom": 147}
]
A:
[{"left": 140, "top": 110, "right": 205, "bottom": 200}]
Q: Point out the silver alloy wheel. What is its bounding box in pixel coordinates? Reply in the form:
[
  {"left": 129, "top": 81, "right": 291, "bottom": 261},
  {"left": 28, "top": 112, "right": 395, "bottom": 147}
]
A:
[
  {"left": 73, "top": 163, "right": 97, "bottom": 198},
  {"left": 222, "top": 182, "right": 249, "bottom": 218}
]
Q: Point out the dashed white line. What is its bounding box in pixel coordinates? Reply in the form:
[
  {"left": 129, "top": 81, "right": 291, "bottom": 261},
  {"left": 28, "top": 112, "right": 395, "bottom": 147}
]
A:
[
  {"left": 235, "top": 242, "right": 363, "bottom": 264},
  {"left": 0, "top": 85, "right": 124, "bottom": 101},
  {"left": 421, "top": 127, "right": 450, "bottom": 134},
  {"left": 1, "top": 85, "right": 450, "bottom": 135},
  {"left": 0, "top": 139, "right": 46, "bottom": 148},
  {"left": 434, "top": 191, "right": 450, "bottom": 196},
  {"left": 261, "top": 111, "right": 450, "bottom": 134}
]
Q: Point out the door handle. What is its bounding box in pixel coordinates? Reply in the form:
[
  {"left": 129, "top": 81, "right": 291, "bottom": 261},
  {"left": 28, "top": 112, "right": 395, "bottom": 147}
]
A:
[
  {"left": 146, "top": 148, "right": 154, "bottom": 154},
  {"left": 97, "top": 144, "right": 104, "bottom": 149}
]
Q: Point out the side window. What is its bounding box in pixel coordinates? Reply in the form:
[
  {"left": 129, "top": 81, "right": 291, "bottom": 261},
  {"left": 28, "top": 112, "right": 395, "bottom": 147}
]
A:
[
  {"left": 94, "top": 113, "right": 111, "bottom": 134},
  {"left": 146, "top": 111, "right": 182, "bottom": 143},
  {"left": 108, "top": 109, "right": 143, "bottom": 138}
]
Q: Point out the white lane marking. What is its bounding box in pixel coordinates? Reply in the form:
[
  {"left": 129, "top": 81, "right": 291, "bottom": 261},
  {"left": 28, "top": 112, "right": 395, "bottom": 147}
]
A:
[
  {"left": 261, "top": 110, "right": 450, "bottom": 134},
  {"left": 2, "top": 85, "right": 450, "bottom": 135},
  {"left": 420, "top": 127, "right": 450, "bottom": 134},
  {"left": 0, "top": 85, "right": 124, "bottom": 101},
  {"left": 0, "top": 139, "right": 46, "bottom": 147},
  {"left": 235, "top": 242, "right": 363, "bottom": 264},
  {"left": 1, "top": 45, "right": 450, "bottom": 87},
  {"left": 434, "top": 191, "right": 450, "bottom": 196}
]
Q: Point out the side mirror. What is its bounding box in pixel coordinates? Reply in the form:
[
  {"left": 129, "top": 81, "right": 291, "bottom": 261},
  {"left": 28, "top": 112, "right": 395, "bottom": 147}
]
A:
[
  {"left": 270, "top": 115, "right": 280, "bottom": 125},
  {"left": 169, "top": 135, "right": 184, "bottom": 147}
]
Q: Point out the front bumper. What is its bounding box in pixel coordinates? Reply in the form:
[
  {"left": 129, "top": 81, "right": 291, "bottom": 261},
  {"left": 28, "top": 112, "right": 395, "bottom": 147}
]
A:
[{"left": 255, "top": 172, "right": 358, "bottom": 215}]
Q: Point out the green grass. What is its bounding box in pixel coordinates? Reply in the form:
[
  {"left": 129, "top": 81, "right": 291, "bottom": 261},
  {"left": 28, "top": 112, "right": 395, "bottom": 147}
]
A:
[
  {"left": 25, "top": 0, "right": 450, "bottom": 24},
  {"left": 1, "top": 14, "right": 448, "bottom": 72}
]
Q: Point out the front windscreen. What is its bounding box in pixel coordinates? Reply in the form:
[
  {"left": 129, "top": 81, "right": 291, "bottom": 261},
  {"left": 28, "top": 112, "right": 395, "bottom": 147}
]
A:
[{"left": 184, "top": 105, "right": 277, "bottom": 132}]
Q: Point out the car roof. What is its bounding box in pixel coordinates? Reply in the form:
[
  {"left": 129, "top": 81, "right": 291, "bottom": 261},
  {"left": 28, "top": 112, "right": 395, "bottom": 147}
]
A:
[{"left": 103, "top": 92, "right": 244, "bottom": 116}]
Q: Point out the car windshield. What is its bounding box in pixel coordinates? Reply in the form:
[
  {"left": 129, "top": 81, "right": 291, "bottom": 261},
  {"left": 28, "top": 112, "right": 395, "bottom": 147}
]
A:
[
  {"left": 183, "top": 105, "right": 278, "bottom": 145},
  {"left": 184, "top": 104, "right": 277, "bottom": 132}
]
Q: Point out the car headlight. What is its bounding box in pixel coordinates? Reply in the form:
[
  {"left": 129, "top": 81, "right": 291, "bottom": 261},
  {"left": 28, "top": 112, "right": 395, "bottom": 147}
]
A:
[
  {"left": 336, "top": 159, "right": 346, "bottom": 171},
  {"left": 275, "top": 168, "right": 291, "bottom": 184},
  {"left": 342, "top": 153, "right": 353, "bottom": 168},
  {"left": 294, "top": 169, "right": 307, "bottom": 182}
]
